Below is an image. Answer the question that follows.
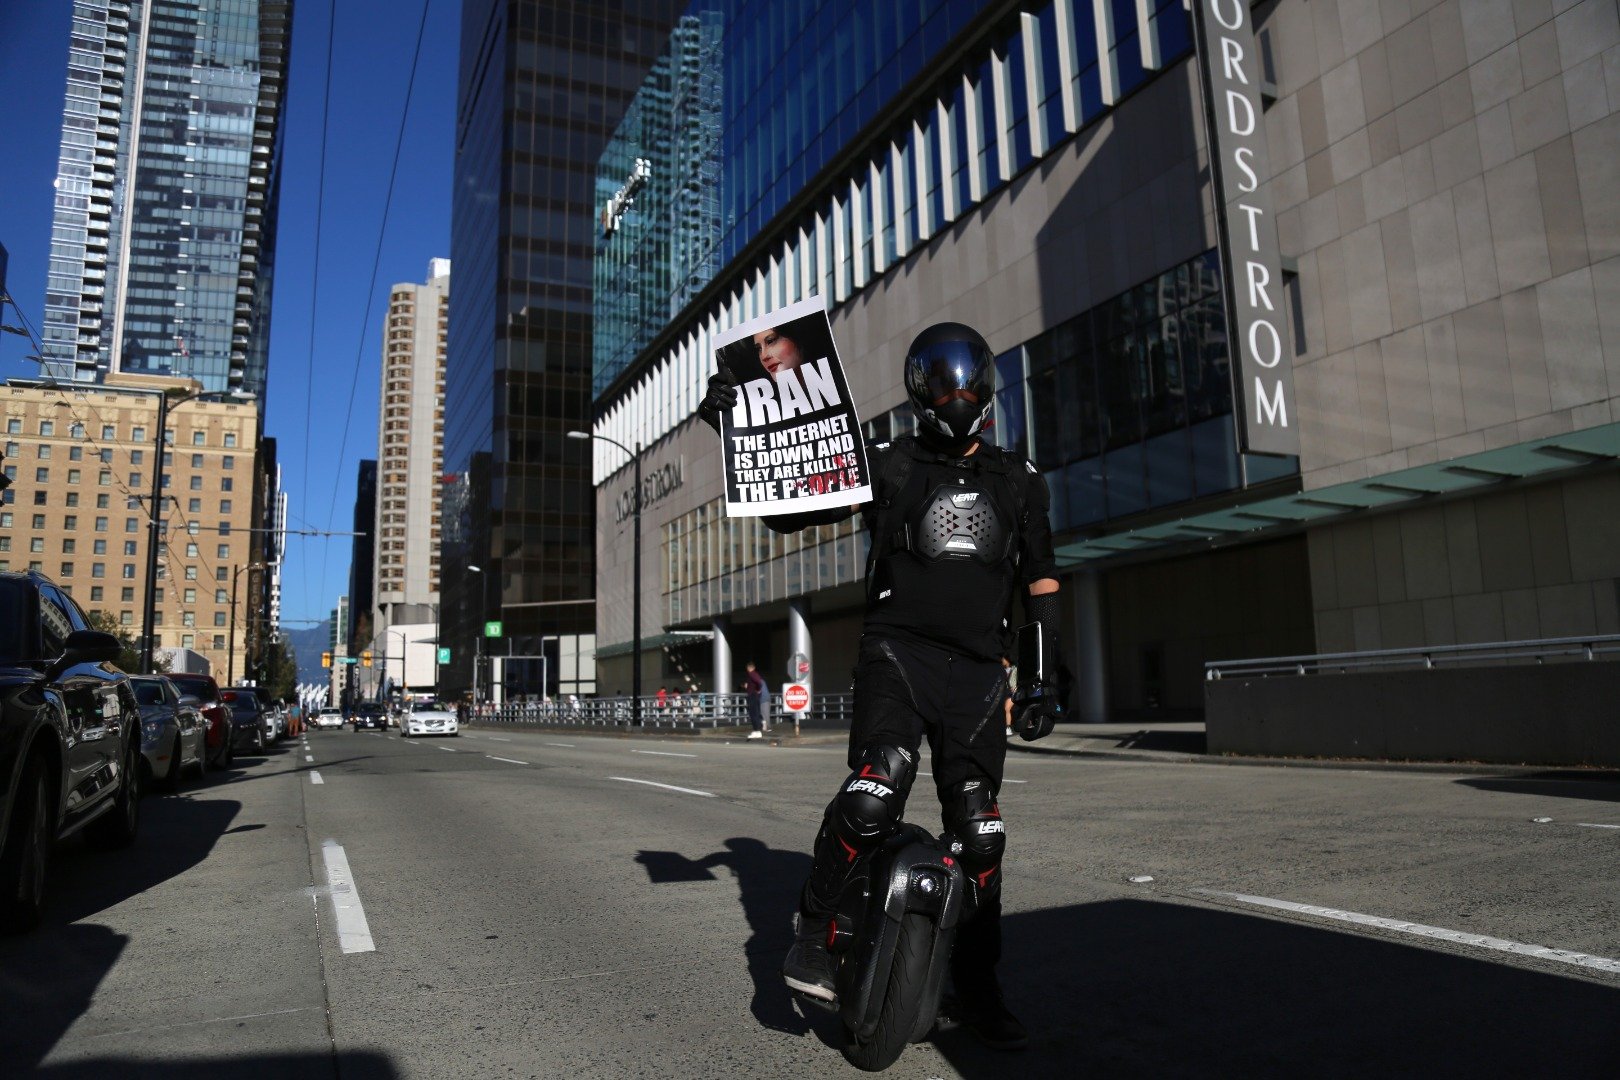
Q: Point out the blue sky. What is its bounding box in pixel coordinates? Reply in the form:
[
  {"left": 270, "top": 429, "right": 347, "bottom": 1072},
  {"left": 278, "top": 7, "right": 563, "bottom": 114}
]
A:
[{"left": 0, "top": 0, "right": 459, "bottom": 629}]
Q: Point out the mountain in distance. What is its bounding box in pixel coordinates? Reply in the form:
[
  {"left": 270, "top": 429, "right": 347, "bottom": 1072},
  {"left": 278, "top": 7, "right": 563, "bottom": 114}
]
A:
[{"left": 285, "top": 620, "right": 333, "bottom": 685}]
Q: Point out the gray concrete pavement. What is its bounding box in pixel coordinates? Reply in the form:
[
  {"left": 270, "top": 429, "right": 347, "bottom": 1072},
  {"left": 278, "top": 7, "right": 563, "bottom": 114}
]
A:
[{"left": 4, "top": 724, "right": 1617, "bottom": 1077}]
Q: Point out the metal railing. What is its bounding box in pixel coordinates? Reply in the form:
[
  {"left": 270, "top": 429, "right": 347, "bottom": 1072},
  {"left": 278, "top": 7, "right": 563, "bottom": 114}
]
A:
[
  {"left": 1206, "top": 634, "right": 1620, "bottom": 680},
  {"left": 467, "top": 691, "right": 855, "bottom": 731}
]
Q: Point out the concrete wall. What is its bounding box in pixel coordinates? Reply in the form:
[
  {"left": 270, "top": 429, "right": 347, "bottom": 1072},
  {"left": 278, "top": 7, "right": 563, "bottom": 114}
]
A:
[
  {"left": 1262, "top": 0, "right": 1620, "bottom": 488},
  {"left": 1207, "top": 661, "right": 1620, "bottom": 765},
  {"left": 1104, "top": 537, "right": 1317, "bottom": 712},
  {"left": 1308, "top": 470, "right": 1620, "bottom": 650}
]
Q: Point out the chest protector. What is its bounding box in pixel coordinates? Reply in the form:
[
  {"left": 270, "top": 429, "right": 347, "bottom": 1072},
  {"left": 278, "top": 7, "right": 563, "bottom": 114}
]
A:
[{"left": 908, "top": 481, "right": 1012, "bottom": 565}]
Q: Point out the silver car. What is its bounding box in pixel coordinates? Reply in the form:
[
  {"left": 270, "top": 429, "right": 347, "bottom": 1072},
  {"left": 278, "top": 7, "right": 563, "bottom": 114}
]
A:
[
  {"left": 131, "top": 675, "right": 208, "bottom": 790},
  {"left": 400, "top": 700, "right": 459, "bottom": 738}
]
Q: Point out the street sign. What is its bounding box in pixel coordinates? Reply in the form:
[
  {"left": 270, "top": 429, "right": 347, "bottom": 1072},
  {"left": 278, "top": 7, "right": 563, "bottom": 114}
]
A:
[
  {"left": 337, "top": 656, "right": 359, "bottom": 665},
  {"left": 437, "top": 647, "right": 451, "bottom": 664},
  {"left": 783, "top": 684, "right": 811, "bottom": 713},
  {"left": 484, "top": 621, "right": 503, "bottom": 638}
]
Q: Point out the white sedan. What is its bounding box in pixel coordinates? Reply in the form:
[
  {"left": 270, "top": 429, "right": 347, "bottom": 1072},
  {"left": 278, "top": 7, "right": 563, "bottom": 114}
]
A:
[
  {"left": 400, "top": 702, "right": 459, "bottom": 738},
  {"left": 313, "top": 708, "right": 345, "bottom": 730}
]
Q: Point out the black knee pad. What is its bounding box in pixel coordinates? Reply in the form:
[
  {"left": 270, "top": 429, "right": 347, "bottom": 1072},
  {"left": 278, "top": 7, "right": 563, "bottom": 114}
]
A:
[
  {"left": 943, "top": 778, "right": 1005, "bottom": 894},
  {"left": 829, "top": 743, "right": 917, "bottom": 849}
]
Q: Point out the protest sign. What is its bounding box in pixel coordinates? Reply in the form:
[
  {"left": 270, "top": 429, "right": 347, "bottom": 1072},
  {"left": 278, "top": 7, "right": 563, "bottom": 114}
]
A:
[{"left": 715, "top": 296, "right": 872, "bottom": 517}]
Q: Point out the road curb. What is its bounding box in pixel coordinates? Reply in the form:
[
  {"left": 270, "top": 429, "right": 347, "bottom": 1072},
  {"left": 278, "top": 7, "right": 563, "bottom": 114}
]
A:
[{"left": 1006, "top": 739, "right": 1620, "bottom": 779}]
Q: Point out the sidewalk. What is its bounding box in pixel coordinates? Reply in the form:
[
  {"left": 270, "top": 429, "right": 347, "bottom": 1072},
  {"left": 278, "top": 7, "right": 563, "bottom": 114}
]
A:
[{"left": 1007, "top": 721, "right": 1208, "bottom": 763}]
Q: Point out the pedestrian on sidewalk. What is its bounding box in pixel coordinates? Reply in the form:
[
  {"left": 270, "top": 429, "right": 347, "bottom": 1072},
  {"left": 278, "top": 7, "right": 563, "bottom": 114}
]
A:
[{"left": 743, "top": 661, "right": 766, "bottom": 739}]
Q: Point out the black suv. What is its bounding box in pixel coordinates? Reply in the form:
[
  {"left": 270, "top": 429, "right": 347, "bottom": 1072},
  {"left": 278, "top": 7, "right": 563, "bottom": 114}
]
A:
[
  {"left": 350, "top": 704, "right": 386, "bottom": 731},
  {"left": 0, "top": 571, "right": 142, "bottom": 932}
]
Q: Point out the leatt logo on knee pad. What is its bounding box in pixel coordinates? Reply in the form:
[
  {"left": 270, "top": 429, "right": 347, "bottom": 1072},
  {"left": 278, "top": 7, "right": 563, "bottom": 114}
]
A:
[
  {"left": 846, "top": 779, "right": 894, "bottom": 798},
  {"left": 976, "top": 820, "right": 1005, "bottom": 834}
]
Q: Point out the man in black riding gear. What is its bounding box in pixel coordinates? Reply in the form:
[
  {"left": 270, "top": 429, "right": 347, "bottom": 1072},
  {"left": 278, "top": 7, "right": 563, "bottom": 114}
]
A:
[{"left": 699, "top": 321, "right": 1064, "bottom": 1051}]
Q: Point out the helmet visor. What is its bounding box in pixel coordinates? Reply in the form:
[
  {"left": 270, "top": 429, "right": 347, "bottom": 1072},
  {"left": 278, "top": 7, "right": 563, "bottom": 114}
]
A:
[{"left": 914, "top": 341, "right": 991, "bottom": 406}]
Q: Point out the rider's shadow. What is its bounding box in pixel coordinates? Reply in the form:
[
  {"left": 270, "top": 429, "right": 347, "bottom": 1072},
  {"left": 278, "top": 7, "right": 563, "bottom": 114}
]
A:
[{"left": 636, "top": 838, "right": 818, "bottom": 1035}]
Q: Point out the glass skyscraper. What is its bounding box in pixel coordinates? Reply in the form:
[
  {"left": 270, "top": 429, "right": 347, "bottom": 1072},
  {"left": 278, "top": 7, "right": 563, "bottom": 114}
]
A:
[
  {"left": 39, "top": 0, "right": 291, "bottom": 397},
  {"left": 442, "top": 0, "right": 680, "bottom": 698}
]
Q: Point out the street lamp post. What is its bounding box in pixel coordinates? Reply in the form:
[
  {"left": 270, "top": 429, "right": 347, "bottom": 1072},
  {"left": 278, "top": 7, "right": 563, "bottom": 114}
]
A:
[
  {"left": 467, "top": 565, "right": 486, "bottom": 706},
  {"left": 567, "top": 430, "right": 642, "bottom": 727},
  {"left": 227, "top": 562, "right": 268, "bottom": 685}
]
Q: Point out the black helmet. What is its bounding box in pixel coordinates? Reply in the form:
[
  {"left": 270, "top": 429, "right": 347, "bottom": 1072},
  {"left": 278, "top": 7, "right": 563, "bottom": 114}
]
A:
[{"left": 903, "top": 322, "right": 995, "bottom": 441}]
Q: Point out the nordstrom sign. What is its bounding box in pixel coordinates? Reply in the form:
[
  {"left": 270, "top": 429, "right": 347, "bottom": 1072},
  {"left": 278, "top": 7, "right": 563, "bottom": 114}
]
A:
[
  {"left": 614, "top": 457, "right": 684, "bottom": 523},
  {"left": 1192, "top": 0, "right": 1300, "bottom": 457}
]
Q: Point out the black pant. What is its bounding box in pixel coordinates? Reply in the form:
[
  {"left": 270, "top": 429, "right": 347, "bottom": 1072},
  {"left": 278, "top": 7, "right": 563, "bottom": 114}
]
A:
[
  {"left": 746, "top": 694, "right": 763, "bottom": 731},
  {"left": 806, "top": 634, "right": 1009, "bottom": 978}
]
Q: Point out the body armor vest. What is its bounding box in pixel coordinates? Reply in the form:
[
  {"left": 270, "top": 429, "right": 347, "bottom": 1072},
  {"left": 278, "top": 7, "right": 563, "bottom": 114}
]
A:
[{"left": 906, "top": 479, "right": 1013, "bottom": 565}]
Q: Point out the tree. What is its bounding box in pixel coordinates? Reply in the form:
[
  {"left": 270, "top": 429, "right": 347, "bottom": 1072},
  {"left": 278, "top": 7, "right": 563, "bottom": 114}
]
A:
[
  {"left": 261, "top": 636, "right": 298, "bottom": 702},
  {"left": 84, "top": 611, "right": 168, "bottom": 674}
]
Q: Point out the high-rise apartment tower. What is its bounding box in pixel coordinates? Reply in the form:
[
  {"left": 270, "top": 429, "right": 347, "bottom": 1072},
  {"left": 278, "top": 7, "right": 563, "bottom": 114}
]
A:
[{"left": 39, "top": 0, "right": 292, "bottom": 397}]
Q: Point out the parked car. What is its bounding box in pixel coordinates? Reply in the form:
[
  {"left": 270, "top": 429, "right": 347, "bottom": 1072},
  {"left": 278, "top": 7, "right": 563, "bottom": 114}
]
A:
[
  {"left": 220, "top": 687, "right": 275, "bottom": 753},
  {"left": 0, "top": 570, "right": 142, "bottom": 933},
  {"left": 313, "top": 707, "right": 344, "bottom": 730},
  {"left": 165, "top": 672, "right": 233, "bottom": 769},
  {"left": 400, "top": 700, "right": 459, "bottom": 738},
  {"left": 350, "top": 704, "right": 386, "bottom": 732},
  {"left": 130, "top": 675, "right": 208, "bottom": 791}
]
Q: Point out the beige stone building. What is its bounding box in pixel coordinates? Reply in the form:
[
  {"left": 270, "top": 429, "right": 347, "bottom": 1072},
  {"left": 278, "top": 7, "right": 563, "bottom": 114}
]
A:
[
  {"left": 372, "top": 259, "right": 448, "bottom": 691},
  {"left": 2, "top": 374, "right": 261, "bottom": 679}
]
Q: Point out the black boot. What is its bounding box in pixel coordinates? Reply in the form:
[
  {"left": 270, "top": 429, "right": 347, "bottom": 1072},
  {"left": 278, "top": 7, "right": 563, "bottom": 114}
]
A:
[
  {"left": 947, "top": 895, "right": 1026, "bottom": 1049},
  {"left": 782, "top": 912, "right": 836, "bottom": 1002}
]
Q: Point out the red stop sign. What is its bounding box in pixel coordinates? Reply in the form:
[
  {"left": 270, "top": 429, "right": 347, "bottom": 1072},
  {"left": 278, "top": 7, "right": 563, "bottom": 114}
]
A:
[{"left": 783, "top": 684, "right": 810, "bottom": 712}]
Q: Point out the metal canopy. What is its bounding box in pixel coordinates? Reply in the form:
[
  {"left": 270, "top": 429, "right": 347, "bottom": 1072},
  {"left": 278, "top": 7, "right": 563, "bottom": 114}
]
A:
[{"left": 1054, "top": 422, "right": 1620, "bottom": 569}]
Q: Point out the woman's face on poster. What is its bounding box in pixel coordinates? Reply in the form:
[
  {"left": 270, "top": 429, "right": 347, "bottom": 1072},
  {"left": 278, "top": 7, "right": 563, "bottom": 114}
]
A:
[{"left": 753, "top": 327, "right": 802, "bottom": 375}]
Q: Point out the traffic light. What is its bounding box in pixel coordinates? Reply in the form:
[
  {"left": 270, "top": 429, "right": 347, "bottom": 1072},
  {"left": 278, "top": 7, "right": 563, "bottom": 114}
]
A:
[
  {"left": 321, "top": 651, "right": 332, "bottom": 668},
  {"left": 362, "top": 650, "right": 373, "bottom": 667}
]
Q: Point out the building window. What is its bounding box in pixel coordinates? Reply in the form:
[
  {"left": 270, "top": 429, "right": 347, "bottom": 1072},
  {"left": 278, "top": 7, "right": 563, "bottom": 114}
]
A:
[
  {"left": 34, "top": 468, "right": 47, "bottom": 483},
  {"left": 222, "top": 456, "right": 234, "bottom": 470},
  {"left": 0, "top": 538, "right": 8, "bottom": 552},
  {"left": 224, "top": 433, "right": 237, "bottom": 448},
  {"left": 39, "top": 421, "right": 54, "bottom": 437},
  {"left": 192, "top": 431, "right": 205, "bottom": 446},
  {"left": 29, "top": 538, "right": 43, "bottom": 553},
  {"left": 190, "top": 454, "right": 203, "bottom": 468},
  {"left": 64, "top": 515, "right": 78, "bottom": 531},
  {"left": 0, "top": 513, "right": 9, "bottom": 527},
  {"left": 220, "top": 478, "right": 232, "bottom": 492},
  {"left": 120, "top": 611, "right": 133, "bottom": 626},
  {"left": 215, "top": 567, "right": 226, "bottom": 581},
  {"left": 216, "top": 544, "right": 229, "bottom": 559},
  {"left": 215, "top": 589, "right": 227, "bottom": 603},
  {"left": 189, "top": 476, "right": 202, "bottom": 490},
  {"left": 91, "top": 564, "right": 105, "bottom": 578},
  {"left": 125, "top": 517, "right": 138, "bottom": 532},
  {"left": 184, "top": 588, "right": 196, "bottom": 604},
  {"left": 129, "top": 473, "right": 142, "bottom": 487},
  {"left": 182, "top": 612, "right": 195, "bottom": 627},
  {"left": 219, "top": 499, "right": 231, "bottom": 513},
  {"left": 67, "top": 469, "right": 80, "bottom": 483},
  {"left": 182, "top": 634, "right": 194, "bottom": 649},
  {"left": 61, "top": 539, "right": 74, "bottom": 553},
  {"left": 189, "top": 498, "right": 201, "bottom": 512},
  {"left": 36, "top": 445, "right": 51, "bottom": 460},
  {"left": 99, "top": 471, "right": 111, "bottom": 486},
  {"left": 101, "top": 425, "right": 114, "bottom": 440},
  {"left": 5, "top": 420, "right": 17, "bottom": 434},
  {"left": 131, "top": 450, "right": 143, "bottom": 465},
  {"left": 186, "top": 566, "right": 198, "bottom": 581},
  {"left": 122, "top": 564, "right": 135, "bottom": 579},
  {"left": 121, "top": 587, "right": 134, "bottom": 601},
  {"left": 30, "top": 514, "right": 44, "bottom": 529},
  {"left": 95, "top": 517, "right": 108, "bottom": 532},
  {"left": 90, "top": 587, "right": 103, "bottom": 601},
  {"left": 186, "top": 543, "right": 198, "bottom": 557},
  {"left": 123, "top": 541, "right": 137, "bottom": 556},
  {"left": 32, "top": 491, "right": 46, "bottom": 506},
  {"left": 59, "top": 562, "right": 73, "bottom": 577},
  {"left": 212, "top": 635, "right": 225, "bottom": 649},
  {"left": 132, "top": 426, "right": 145, "bottom": 442},
  {"left": 93, "top": 540, "right": 106, "bottom": 555},
  {"left": 213, "top": 612, "right": 226, "bottom": 626},
  {"left": 68, "top": 445, "right": 81, "bottom": 461}
]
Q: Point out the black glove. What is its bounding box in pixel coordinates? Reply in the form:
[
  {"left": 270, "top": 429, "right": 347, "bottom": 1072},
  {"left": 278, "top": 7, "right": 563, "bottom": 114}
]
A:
[
  {"left": 697, "top": 368, "right": 739, "bottom": 435},
  {"left": 1012, "top": 684, "right": 1060, "bottom": 741}
]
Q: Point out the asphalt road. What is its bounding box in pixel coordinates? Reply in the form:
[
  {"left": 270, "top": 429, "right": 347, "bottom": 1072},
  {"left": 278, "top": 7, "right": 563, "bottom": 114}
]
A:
[{"left": 3, "top": 724, "right": 1617, "bottom": 1078}]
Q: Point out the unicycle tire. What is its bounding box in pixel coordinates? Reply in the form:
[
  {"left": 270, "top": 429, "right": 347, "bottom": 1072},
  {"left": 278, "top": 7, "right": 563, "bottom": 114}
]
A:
[{"left": 842, "top": 913, "right": 937, "bottom": 1072}]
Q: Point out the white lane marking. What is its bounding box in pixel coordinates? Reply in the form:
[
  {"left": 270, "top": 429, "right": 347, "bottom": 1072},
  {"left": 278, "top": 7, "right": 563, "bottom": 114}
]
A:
[
  {"left": 438, "top": 746, "right": 457, "bottom": 752},
  {"left": 609, "top": 776, "right": 715, "bottom": 798},
  {"left": 309, "top": 771, "right": 324, "bottom": 785},
  {"left": 304, "top": 754, "right": 314, "bottom": 762},
  {"left": 1577, "top": 822, "right": 1620, "bottom": 830},
  {"left": 632, "top": 749, "right": 698, "bottom": 758},
  {"left": 487, "top": 736, "right": 512, "bottom": 742},
  {"left": 320, "top": 840, "right": 376, "bottom": 954},
  {"left": 487, "top": 755, "right": 530, "bottom": 765},
  {"left": 545, "top": 742, "right": 575, "bottom": 748},
  {"left": 1198, "top": 890, "right": 1620, "bottom": 974}
]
